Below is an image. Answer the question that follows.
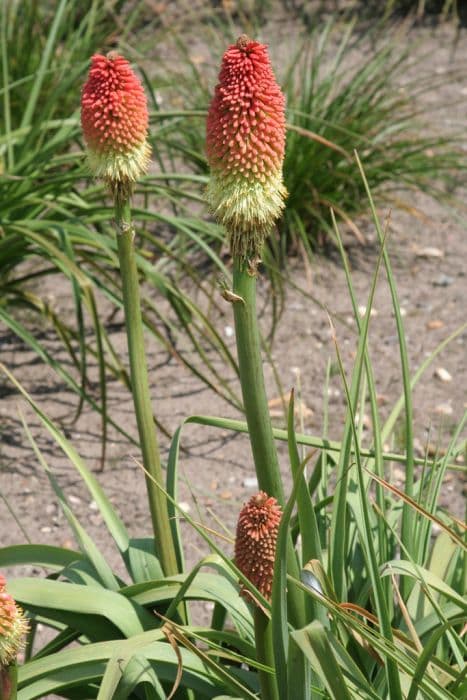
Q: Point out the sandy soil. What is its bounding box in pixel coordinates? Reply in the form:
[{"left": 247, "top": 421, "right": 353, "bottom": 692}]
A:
[{"left": 0, "top": 11, "right": 466, "bottom": 673}]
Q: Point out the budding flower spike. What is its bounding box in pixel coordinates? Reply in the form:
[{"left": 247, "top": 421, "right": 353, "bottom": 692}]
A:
[
  {"left": 81, "top": 52, "right": 151, "bottom": 197},
  {"left": 206, "top": 35, "right": 287, "bottom": 260},
  {"left": 0, "top": 575, "right": 28, "bottom": 667},
  {"left": 81, "top": 54, "right": 179, "bottom": 578},
  {"left": 235, "top": 491, "right": 282, "bottom": 602}
]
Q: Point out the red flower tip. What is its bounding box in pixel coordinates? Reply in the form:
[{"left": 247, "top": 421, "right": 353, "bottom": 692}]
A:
[
  {"left": 207, "top": 36, "right": 285, "bottom": 180},
  {"left": 206, "top": 36, "right": 287, "bottom": 259},
  {"left": 235, "top": 491, "right": 282, "bottom": 602},
  {"left": 81, "top": 52, "right": 148, "bottom": 155},
  {"left": 81, "top": 52, "right": 151, "bottom": 189}
]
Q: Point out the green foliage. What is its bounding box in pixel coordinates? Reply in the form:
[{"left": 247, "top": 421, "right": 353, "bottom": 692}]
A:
[
  {"left": 380, "top": 0, "right": 459, "bottom": 20},
  {"left": 1, "top": 178, "right": 465, "bottom": 696},
  {"left": 0, "top": 0, "right": 242, "bottom": 447},
  {"left": 281, "top": 25, "right": 464, "bottom": 252},
  {"left": 149, "top": 20, "right": 466, "bottom": 260},
  {"left": 282, "top": 0, "right": 461, "bottom": 25},
  {"left": 0, "top": 2, "right": 465, "bottom": 698},
  {"left": 1, "top": 0, "right": 129, "bottom": 135}
]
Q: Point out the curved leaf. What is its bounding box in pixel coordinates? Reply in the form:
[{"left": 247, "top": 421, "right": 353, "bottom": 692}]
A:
[
  {"left": 9, "top": 579, "right": 154, "bottom": 638},
  {"left": 0, "top": 544, "right": 84, "bottom": 571},
  {"left": 18, "top": 632, "right": 230, "bottom": 700},
  {"left": 380, "top": 561, "right": 466, "bottom": 608}
]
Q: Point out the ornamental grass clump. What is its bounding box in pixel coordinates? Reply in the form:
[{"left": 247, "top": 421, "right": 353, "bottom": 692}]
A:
[
  {"left": 235, "top": 491, "right": 282, "bottom": 602},
  {"left": 206, "top": 35, "right": 287, "bottom": 261}
]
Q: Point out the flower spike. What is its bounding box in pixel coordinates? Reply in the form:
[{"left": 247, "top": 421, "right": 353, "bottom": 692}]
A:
[
  {"left": 235, "top": 491, "right": 282, "bottom": 602},
  {"left": 81, "top": 52, "right": 151, "bottom": 198},
  {"left": 0, "top": 574, "right": 28, "bottom": 667},
  {"left": 206, "top": 36, "right": 287, "bottom": 261}
]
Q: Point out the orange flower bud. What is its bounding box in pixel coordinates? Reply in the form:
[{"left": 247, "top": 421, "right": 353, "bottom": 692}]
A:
[{"left": 235, "top": 491, "right": 282, "bottom": 602}]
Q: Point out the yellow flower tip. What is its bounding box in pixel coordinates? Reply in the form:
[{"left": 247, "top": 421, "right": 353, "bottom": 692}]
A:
[{"left": 0, "top": 577, "right": 28, "bottom": 666}]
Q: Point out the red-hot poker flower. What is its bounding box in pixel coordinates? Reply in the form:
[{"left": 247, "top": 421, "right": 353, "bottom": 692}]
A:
[
  {"left": 235, "top": 491, "right": 282, "bottom": 602},
  {"left": 81, "top": 53, "right": 151, "bottom": 194},
  {"left": 0, "top": 575, "right": 28, "bottom": 666},
  {"left": 206, "top": 35, "right": 287, "bottom": 260}
]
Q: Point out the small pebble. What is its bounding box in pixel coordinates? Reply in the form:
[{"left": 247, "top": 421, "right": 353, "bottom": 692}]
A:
[
  {"left": 224, "top": 325, "right": 234, "bottom": 338},
  {"left": 415, "top": 247, "right": 444, "bottom": 259},
  {"left": 69, "top": 495, "right": 81, "bottom": 505},
  {"left": 242, "top": 477, "right": 258, "bottom": 489},
  {"left": 434, "top": 367, "right": 452, "bottom": 383},
  {"left": 434, "top": 403, "right": 453, "bottom": 416},
  {"left": 358, "top": 305, "right": 378, "bottom": 317},
  {"left": 433, "top": 274, "right": 454, "bottom": 287},
  {"left": 178, "top": 502, "right": 191, "bottom": 513},
  {"left": 426, "top": 319, "right": 444, "bottom": 330}
]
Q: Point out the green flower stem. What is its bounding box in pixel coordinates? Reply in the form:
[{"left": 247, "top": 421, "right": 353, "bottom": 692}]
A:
[
  {"left": 254, "top": 608, "right": 280, "bottom": 700},
  {"left": 232, "top": 259, "right": 305, "bottom": 626},
  {"left": 232, "top": 259, "right": 284, "bottom": 502},
  {"left": 114, "top": 198, "right": 178, "bottom": 577},
  {"left": 0, "top": 663, "right": 17, "bottom": 700}
]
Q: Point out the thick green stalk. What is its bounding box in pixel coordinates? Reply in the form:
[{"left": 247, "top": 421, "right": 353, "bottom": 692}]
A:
[
  {"left": 232, "top": 260, "right": 285, "bottom": 502},
  {"left": 254, "top": 608, "right": 280, "bottom": 700},
  {"left": 232, "top": 258, "right": 305, "bottom": 630},
  {"left": 114, "top": 198, "right": 178, "bottom": 577}
]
